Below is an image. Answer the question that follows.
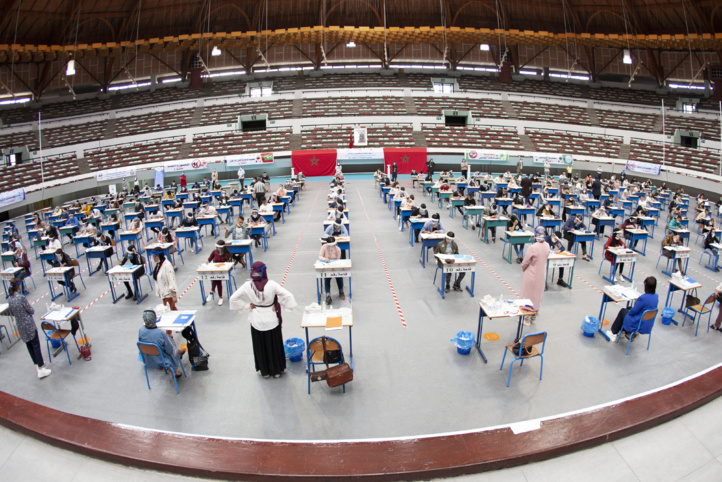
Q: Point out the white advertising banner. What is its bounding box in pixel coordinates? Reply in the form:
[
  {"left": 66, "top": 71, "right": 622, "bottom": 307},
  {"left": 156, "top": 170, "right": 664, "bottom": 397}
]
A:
[
  {"left": 164, "top": 159, "right": 209, "bottom": 172},
  {"left": 226, "top": 153, "right": 274, "bottom": 166},
  {"left": 625, "top": 160, "right": 661, "bottom": 176},
  {"left": 337, "top": 148, "right": 384, "bottom": 160},
  {"left": 465, "top": 150, "right": 509, "bottom": 162},
  {"left": 96, "top": 166, "right": 136, "bottom": 182},
  {"left": 0, "top": 188, "right": 25, "bottom": 208},
  {"left": 533, "top": 154, "right": 573, "bottom": 165}
]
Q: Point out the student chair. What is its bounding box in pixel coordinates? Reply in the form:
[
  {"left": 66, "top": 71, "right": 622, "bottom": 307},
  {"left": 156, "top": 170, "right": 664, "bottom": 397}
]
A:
[
  {"left": 500, "top": 331, "right": 547, "bottom": 387},
  {"left": 137, "top": 341, "right": 187, "bottom": 394},
  {"left": 699, "top": 249, "right": 719, "bottom": 272},
  {"left": 71, "top": 258, "right": 87, "bottom": 290},
  {"left": 139, "top": 255, "right": 154, "bottom": 291},
  {"left": 307, "top": 336, "right": 346, "bottom": 394},
  {"left": 684, "top": 294, "right": 717, "bottom": 336},
  {"left": 616, "top": 309, "right": 657, "bottom": 355},
  {"left": 0, "top": 324, "right": 11, "bottom": 351},
  {"left": 40, "top": 321, "right": 81, "bottom": 365}
]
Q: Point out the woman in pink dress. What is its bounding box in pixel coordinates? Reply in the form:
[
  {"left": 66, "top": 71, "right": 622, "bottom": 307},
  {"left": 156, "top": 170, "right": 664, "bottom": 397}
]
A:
[{"left": 521, "top": 226, "right": 551, "bottom": 325}]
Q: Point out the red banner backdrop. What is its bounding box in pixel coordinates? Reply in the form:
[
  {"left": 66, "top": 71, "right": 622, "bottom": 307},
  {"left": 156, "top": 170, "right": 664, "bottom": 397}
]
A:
[
  {"left": 292, "top": 150, "right": 337, "bottom": 177},
  {"left": 383, "top": 148, "right": 428, "bottom": 174}
]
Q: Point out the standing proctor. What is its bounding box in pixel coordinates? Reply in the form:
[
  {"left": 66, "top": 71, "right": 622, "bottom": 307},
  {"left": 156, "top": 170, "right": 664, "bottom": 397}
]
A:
[
  {"left": 180, "top": 172, "right": 187, "bottom": 191},
  {"left": 520, "top": 174, "right": 533, "bottom": 205},
  {"left": 426, "top": 157, "right": 436, "bottom": 177},
  {"left": 7, "top": 278, "right": 52, "bottom": 379},
  {"left": 391, "top": 161, "right": 398, "bottom": 183},
  {"left": 229, "top": 262, "right": 297, "bottom": 379},
  {"left": 521, "top": 226, "right": 551, "bottom": 325},
  {"left": 237, "top": 166, "right": 245, "bottom": 190},
  {"left": 152, "top": 250, "right": 178, "bottom": 311},
  {"left": 516, "top": 159, "right": 523, "bottom": 176}
]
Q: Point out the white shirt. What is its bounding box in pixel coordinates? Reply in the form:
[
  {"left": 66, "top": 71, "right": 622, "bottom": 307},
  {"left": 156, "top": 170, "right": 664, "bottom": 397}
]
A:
[
  {"left": 154, "top": 260, "right": 177, "bottom": 299},
  {"left": 48, "top": 239, "right": 63, "bottom": 250},
  {"left": 229, "top": 280, "right": 297, "bottom": 331},
  {"left": 259, "top": 203, "right": 273, "bottom": 215},
  {"left": 237, "top": 167, "right": 245, "bottom": 179}
]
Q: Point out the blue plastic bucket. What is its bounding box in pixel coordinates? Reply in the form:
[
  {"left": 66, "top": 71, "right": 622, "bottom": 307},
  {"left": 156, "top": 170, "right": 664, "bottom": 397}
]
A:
[
  {"left": 457, "top": 346, "right": 472, "bottom": 355},
  {"left": 284, "top": 338, "right": 305, "bottom": 362},
  {"left": 49, "top": 338, "right": 61, "bottom": 349},
  {"left": 661, "top": 307, "right": 675, "bottom": 326},
  {"left": 581, "top": 316, "right": 600, "bottom": 337}
]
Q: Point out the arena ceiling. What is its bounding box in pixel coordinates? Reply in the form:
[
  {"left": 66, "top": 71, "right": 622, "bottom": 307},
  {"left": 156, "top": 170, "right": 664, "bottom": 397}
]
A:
[{"left": 0, "top": 0, "right": 720, "bottom": 65}]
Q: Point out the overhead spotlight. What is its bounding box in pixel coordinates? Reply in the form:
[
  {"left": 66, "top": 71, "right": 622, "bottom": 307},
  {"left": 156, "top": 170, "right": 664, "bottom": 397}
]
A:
[
  {"left": 480, "top": 44, "right": 490, "bottom": 51},
  {"left": 66, "top": 59, "right": 75, "bottom": 76},
  {"left": 623, "top": 49, "right": 632, "bottom": 65},
  {"left": 346, "top": 41, "right": 356, "bottom": 48},
  {"left": 211, "top": 46, "right": 222, "bottom": 57}
]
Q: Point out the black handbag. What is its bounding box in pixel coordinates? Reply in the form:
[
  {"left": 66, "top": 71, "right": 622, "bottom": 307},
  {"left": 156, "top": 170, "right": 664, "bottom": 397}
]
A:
[{"left": 685, "top": 289, "right": 700, "bottom": 308}]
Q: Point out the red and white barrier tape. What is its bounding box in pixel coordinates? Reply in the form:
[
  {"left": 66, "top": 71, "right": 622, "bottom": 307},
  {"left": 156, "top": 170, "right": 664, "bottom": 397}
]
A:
[
  {"left": 281, "top": 190, "right": 320, "bottom": 287},
  {"left": 356, "top": 186, "right": 407, "bottom": 327},
  {"left": 177, "top": 277, "right": 198, "bottom": 302},
  {"left": 455, "top": 237, "right": 520, "bottom": 298}
]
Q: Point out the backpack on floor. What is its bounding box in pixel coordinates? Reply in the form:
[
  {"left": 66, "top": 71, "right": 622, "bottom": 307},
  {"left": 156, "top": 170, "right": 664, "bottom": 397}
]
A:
[{"left": 182, "top": 326, "right": 210, "bottom": 371}]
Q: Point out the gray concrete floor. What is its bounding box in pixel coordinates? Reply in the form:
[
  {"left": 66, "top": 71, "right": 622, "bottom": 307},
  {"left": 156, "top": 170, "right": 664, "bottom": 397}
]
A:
[{"left": 1, "top": 175, "right": 722, "bottom": 479}]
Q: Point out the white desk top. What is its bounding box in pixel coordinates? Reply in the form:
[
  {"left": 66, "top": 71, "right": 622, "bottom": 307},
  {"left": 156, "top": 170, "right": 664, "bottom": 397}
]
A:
[
  {"left": 156, "top": 310, "right": 197, "bottom": 331},
  {"left": 602, "top": 285, "right": 641, "bottom": 302},
  {"left": 314, "top": 259, "right": 352, "bottom": 270},
  {"left": 196, "top": 262, "right": 234, "bottom": 273},
  {"left": 301, "top": 307, "right": 354, "bottom": 328},
  {"left": 434, "top": 254, "right": 477, "bottom": 265}
]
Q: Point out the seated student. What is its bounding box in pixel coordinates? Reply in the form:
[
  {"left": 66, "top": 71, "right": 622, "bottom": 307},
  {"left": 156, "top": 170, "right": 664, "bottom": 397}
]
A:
[
  {"left": 49, "top": 249, "right": 77, "bottom": 293},
  {"left": 668, "top": 213, "right": 684, "bottom": 231},
  {"left": 545, "top": 230, "right": 568, "bottom": 287},
  {"left": 318, "top": 236, "right": 345, "bottom": 304},
  {"left": 138, "top": 310, "right": 183, "bottom": 377},
  {"left": 493, "top": 187, "right": 510, "bottom": 214},
  {"left": 246, "top": 209, "right": 265, "bottom": 248},
  {"left": 507, "top": 214, "right": 526, "bottom": 264},
  {"left": 179, "top": 212, "right": 198, "bottom": 248},
  {"left": 206, "top": 241, "right": 231, "bottom": 306},
  {"left": 536, "top": 203, "right": 557, "bottom": 219},
  {"left": 605, "top": 276, "right": 659, "bottom": 342},
  {"left": 661, "top": 233, "right": 686, "bottom": 274},
  {"left": 604, "top": 229, "right": 627, "bottom": 283},
  {"left": 409, "top": 203, "right": 429, "bottom": 243},
  {"left": 259, "top": 199, "right": 281, "bottom": 222},
  {"left": 696, "top": 208, "right": 712, "bottom": 225},
  {"left": 450, "top": 189, "right": 468, "bottom": 216},
  {"left": 128, "top": 216, "right": 144, "bottom": 234},
  {"left": 12, "top": 244, "right": 30, "bottom": 282},
  {"left": 421, "top": 213, "right": 445, "bottom": 235},
  {"left": 157, "top": 227, "right": 178, "bottom": 255},
  {"left": 199, "top": 202, "right": 219, "bottom": 235},
  {"left": 47, "top": 234, "right": 63, "bottom": 252},
  {"left": 591, "top": 206, "right": 610, "bottom": 236},
  {"left": 327, "top": 205, "right": 346, "bottom": 221},
  {"left": 224, "top": 216, "right": 248, "bottom": 268},
  {"left": 119, "top": 244, "right": 145, "bottom": 301},
  {"left": 63, "top": 213, "right": 79, "bottom": 243},
  {"left": 132, "top": 199, "right": 145, "bottom": 221},
  {"left": 324, "top": 217, "right": 349, "bottom": 241},
  {"left": 146, "top": 211, "right": 165, "bottom": 235},
  {"left": 433, "top": 232, "right": 465, "bottom": 293},
  {"left": 91, "top": 231, "right": 114, "bottom": 272}
]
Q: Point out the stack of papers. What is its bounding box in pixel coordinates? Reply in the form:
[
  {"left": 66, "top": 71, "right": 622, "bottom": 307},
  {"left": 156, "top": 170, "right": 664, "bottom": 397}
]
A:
[
  {"left": 604, "top": 285, "right": 639, "bottom": 299},
  {"left": 42, "top": 308, "right": 75, "bottom": 321}
]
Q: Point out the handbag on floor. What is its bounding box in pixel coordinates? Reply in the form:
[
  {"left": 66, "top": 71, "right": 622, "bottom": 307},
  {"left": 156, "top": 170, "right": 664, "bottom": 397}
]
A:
[
  {"left": 685, "top": 289, "right": 700, "bottom": 309},
  {"left": 321, "top": 336, "right": 353, "bottom": 388}
]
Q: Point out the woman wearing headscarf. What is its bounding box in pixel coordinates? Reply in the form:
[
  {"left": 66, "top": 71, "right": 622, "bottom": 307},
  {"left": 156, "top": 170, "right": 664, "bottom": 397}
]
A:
[
  {"left": 224, "top": 216, "right": 248, "bottom": 268},
  {"left": 138, "top": 310, "right": 182, "bottom": 377},
  {"left": 521, "top": 226, "right": 551, "bottom": 325},
  {"left": 152, "top": 250, "right": 178, "bottom": 310},
  {"left": 7, "top": 278, "right": 51, "bottom": 379},
  {"left": 207, "top": 240, "right": 231, "bottom": 306},
  {"left": 229, "top": 262, "right": 297, "bottom": 378},
  {"left": 120, "top": 244, "right": 145, "bottom": 301}
]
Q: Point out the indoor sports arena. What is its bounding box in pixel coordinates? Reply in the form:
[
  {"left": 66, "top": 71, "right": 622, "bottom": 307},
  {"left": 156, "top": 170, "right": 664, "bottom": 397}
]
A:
[{"left": 0, "top": 1, "right": 722, "bottom": 480}]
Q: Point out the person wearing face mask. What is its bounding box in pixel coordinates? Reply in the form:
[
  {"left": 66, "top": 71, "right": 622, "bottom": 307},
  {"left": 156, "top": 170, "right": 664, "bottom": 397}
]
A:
[
  {"left": 521, "top": 226, "right": 551, "bottom": 325},
  {"left": 562, "top": 214, "right": 591, "bottom": 261},
  {"left": 545, "top": 230, "right": 569, "bottom": 287},
  {"left": 206, "top": 240, "right": 231, "bottom": 306},
  {"left": 199, "top": 203, "right": 219, "bottom": 236},
  {"left": 318, "top": 236, "right": 346, "bottom": 303},
  {"left": 91, "top": 230, "right": 114, "bottom": 272},
  {"left": 180, "top": 212, "right": 198, "bottom": 248},
  {"left": 225, "top": 216, "right": 248, "bottom": 268},
  {"left": 421, "top": 212, "right": 445, "bottom": 235},
  {"left": 229, "top": 262, "right": 297, "bottom": 379},
  {"left": 152, "top": 250, "right": 178, "bottom": 310},
  {"left": 324, "top": 217, "right": 349, "bottom": 239},
  {"left": 604, "top": 229, "right": 627, "bottom": 283},
  {"left": 661, "top": 233, "right": 686, "bottom": 274},
  {"left": 50, "top": 249, "right": 77, "bottom": 294},
  {"left": 605, "top": 276, "right": 659, "bottom": 343},
  {"left": 507, "top": 214, "right": 526, "bottom": 263},
  {"left": 7, "top": 278, "right": 52, "bottom": 379},
  {"left": 119, "top": 244, "right": 145, "bottom": 300},
  {"left": 157, "top": 226, "right": 178, "bottom": 255},
  {"left": 247, "top": 208, "right": 264, "bottom": 248},
  {"left": 12, "top": 244, "right": 30, "bottom": 282},
  {"left": 433, "top": 232, "right": 465, "bottom": 293}
]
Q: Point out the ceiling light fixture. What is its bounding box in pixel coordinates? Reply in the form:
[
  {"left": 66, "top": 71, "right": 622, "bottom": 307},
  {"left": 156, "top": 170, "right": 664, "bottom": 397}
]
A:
[
  {"left": 623, "top": 49, "right": 632, "bottom": 65},
  {"left": 346, "top": 41, "right": 356, "bottom": 48},
  {"left": 480, "top": 44, "right": 490, "bottom": 51},
  {"left": 211, "top": 46, "right": 222, "bottom": 57},
  {"left": 66, "top": 59, "right": 76, "bottom": 76}
]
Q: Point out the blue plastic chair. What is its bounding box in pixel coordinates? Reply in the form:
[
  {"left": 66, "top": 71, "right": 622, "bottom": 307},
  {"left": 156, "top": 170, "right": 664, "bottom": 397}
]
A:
[
  {"left": 137, "top": 341, "right": 187, "bottom": 394},
  {"left": 499, "top": 331, "right": 547, "bottom": 387},
  {"left": 40, "top": 321, "right": 80, "bottom": 365},
  {"left": 616, "top": 308, "right": 657, "bottom": 354},
  {"left": 684, "top": 294, "right": 716, "bottom": 336},
  {"left": 307, "top": 336, "right": 346, "bottom": 394}
]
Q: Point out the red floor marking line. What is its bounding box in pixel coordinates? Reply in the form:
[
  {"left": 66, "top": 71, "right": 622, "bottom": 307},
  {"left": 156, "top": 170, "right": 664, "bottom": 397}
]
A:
[
  {"left": 355, "top": 187, "right": 407, "bottom": 327},
  {"left": 177, "top": 277, "right": 198, "bottom": 302},
  {"left": 30, "top": 292, "right": 50, "bottom": 305},
  {"left": 573, "top": 273, "right": 603, "bottom": 294},
  {"left": 80, "top": 282, "right": 120, "bottom": 313},
  {"left": 281, "top": 190, "right": 320, "bottom": 287},
  {"left": 689, "top": 267, "right": 719, "bottom": 284},
  {"left": 455, "top": 237, "right": 520, "bottom": 298}
]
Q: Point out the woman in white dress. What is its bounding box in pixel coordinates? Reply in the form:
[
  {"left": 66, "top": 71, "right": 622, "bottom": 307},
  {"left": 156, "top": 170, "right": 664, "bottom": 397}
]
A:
[
  {"left": 152, "top": 250, "right": 178, "bottom": 311},
  {"left": 229, "top": 261, "right": 296, "bottom": 378}
]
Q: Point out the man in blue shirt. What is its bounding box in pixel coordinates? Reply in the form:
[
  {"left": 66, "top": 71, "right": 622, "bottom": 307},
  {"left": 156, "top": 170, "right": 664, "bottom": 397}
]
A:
[
  {"left": 63, "top": 214, "right": 79, "bottom": 243},
  {"left": 606, "top": 276, "right": 659, "bottom": 342},
  {"left": 421, "top": 213, "right": 445, "bottom": 234}
]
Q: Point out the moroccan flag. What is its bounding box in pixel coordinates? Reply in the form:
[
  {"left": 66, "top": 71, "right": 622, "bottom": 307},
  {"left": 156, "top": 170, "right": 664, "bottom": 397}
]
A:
[
  {"left": 292, "top": 149, "right": 337, "bottom": 177},
  {"left": 383, "top": 148, "right": 427, "bottom": 174}
]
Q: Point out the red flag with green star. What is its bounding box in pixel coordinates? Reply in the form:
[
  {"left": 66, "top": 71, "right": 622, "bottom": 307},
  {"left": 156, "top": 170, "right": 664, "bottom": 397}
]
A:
[
  {"left": 383, "top": 148, "right": 427, "bottom": 174},
  {"left": 292, "top": 149, "right": 337, "bottom": 177}
]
